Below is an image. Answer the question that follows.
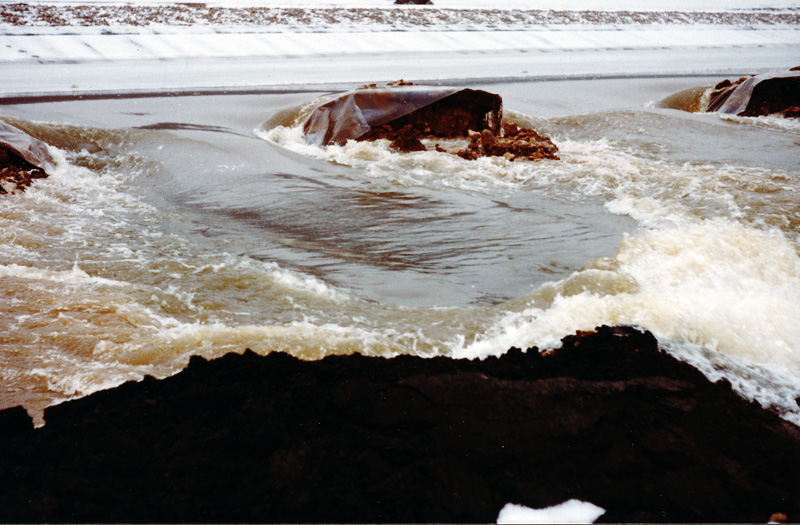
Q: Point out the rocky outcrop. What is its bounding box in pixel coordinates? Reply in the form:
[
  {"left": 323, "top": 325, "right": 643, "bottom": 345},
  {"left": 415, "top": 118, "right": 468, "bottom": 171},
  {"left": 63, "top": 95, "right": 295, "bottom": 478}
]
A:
[{"left": 0, "top": 325, "right": 797, "bottom": 523}]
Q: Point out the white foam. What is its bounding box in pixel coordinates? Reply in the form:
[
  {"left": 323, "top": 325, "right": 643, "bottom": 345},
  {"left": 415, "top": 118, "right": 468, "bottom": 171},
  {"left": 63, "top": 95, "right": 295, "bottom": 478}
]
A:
[
  {"left": 661, "top": 338, "right": 800, "bottom": 426},
  {"left": 270, "top": 268, "right": 350, "bottom": 303},
  {"left": 719, "top": 113, "right": 800, "bottom": 132},
  {"left": 497, "top": 500, "right": 606, "bottom": 524},
  {"left": 265, "top": 127, "right": 797, "bottom": 234},
  {"left": 185, "top": 252, "right": 351, "bottom": 304},
  {"left": 88, "top": 316, "right": 425, "bottom": 369},
  {"left": 30, "top": 358, "right": 155, "bottom": 400},
  {"left": 455, "top": 220, "right": 800, "bottom": 359},
  {"left": 0, "top": 262, "right": 133, "bottom": 288},
  {"left": 450, "top": 218, "right": 800, "bottom": 422},
  {"left": 261, "top": 124, "right": 551, "bottom": 192}
]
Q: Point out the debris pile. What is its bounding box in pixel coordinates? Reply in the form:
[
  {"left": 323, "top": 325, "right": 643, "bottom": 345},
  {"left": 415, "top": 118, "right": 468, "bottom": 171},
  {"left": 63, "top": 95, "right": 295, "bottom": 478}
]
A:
[
  {"left": 0, "top": 148, "right": 48, "bottom": 194},
  {"left": 455, "top": 121, "right": 559, "bottom": 161},
  {"left": 303, "top": 83, "right": 559, "bottom": 161},
  {"left": 707, "top": 67, "right": 800, "bottom": 117},
  {"left": 303, "top": 84, "right": 503, "bottom": 146},
  {"left": 0, "top": 121, "right": 55, "bottom": 194}
]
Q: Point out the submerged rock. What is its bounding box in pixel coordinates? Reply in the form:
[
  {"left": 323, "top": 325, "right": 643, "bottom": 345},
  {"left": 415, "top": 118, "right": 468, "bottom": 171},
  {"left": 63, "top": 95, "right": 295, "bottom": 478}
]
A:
[
  {"left": 0, "top": 325, "right": 797, "bottom": 523},
  {"left": 0, "top": 121, "right": 55, "bottom": 194},
  {"left": 388, "top": 124, "right": 428, "bottom": 153}
]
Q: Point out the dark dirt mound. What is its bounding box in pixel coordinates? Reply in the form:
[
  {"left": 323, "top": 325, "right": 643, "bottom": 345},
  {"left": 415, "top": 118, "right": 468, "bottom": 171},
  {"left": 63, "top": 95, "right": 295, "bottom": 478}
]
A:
[{"left": 0, "top": 325, "right": 797, "bottom": 523}]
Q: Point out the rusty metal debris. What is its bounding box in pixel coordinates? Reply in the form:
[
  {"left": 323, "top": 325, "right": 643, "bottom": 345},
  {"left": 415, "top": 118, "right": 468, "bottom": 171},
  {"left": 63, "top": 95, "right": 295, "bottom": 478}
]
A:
[
  {"left": 707, "top": 68, "right": 800, "bottom": 117},
  {"left": 302, "top": 83, "right": 558, "bottom": 161},
  {"left": 303, "top": 84, "right": 502, "bottom": 146}
]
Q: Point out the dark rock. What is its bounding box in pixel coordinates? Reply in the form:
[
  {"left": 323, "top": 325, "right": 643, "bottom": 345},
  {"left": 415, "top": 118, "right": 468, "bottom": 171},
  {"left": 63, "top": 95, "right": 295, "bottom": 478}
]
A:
[
  {"left": 389, "top": 124, "right": 427, "bottom": 153},
  {"left": 707, "top": 75, "right": 752, "bottom": 112},
  {"left": 714, "top": 79, "right": 733, "bottom": 90},
  {"left": 780, "top": 106, "right": 800, "bottom": 118},
  {"left": 738, "top": 76, "right": 800, "bottom": 117},
  {"left": 480, "top": 128, "right": 497, "bottom": 149},
  {"left": 502, "top": 120, "right": 520, "bottom": 136},
  {"left": 0, "top": 325, "right": 797, "bottom": 523},
  {"left": 0, "top": 152, "right": 49, "bottom": 194}
]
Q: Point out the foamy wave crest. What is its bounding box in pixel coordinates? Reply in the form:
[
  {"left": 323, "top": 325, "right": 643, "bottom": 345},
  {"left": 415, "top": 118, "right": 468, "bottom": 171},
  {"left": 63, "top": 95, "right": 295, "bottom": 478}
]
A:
[
  {"left": 263, "top": 125, "right": 797, "bottom": 235},
  {"left": 260, "top": 124, "right": 550, "bottom": 192},
  {"left": 661, "top": 338, "right": 800, "bottom": 426},
  {"left": 0, "top": 262, "right": 132, "bottom": 288},
  {"left": 271, "top": 264, "right": 351, "bottom": 304},
  {"left": 90, "top": 317, "right": 430, "bottom": 368},
  {"left": 719, "top": 113, "right": 800, "bottom": 132},
  {"left": 30, "top": 359, "right": 156, "bottom": 403},
  {"left": 188, "top": 253, "right": 351, "bottom": 306},
  {"left": 535, "top": 140, "right": 798, "bottom": 230},
  {"left": 451, "top": 218, "right": 800, "bottom": 421},
  {"left": 454, "top": 219, "right": 800, "bottom": 363},
  {"left": 259, "top": 125, "right": 329, "bottom": 159}
]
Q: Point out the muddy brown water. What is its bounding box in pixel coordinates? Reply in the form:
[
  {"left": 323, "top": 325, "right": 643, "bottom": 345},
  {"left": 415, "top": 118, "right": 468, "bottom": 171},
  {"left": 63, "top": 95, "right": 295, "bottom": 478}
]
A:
[{"left": 2, "top": 76, "right": 799, "bottom": 425}]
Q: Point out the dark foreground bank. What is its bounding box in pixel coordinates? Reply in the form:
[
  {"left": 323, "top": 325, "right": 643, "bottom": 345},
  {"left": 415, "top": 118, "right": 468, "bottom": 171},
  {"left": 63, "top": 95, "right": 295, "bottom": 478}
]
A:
[{"left": 1, "top": 325, "right": 798, "bottom": 523}]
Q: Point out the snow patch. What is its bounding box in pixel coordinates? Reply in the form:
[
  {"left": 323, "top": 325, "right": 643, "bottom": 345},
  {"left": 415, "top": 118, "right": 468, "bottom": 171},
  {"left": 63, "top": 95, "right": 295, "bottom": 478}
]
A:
[{"left": 497, "top": 500, "right": 606, "bottom": 524}]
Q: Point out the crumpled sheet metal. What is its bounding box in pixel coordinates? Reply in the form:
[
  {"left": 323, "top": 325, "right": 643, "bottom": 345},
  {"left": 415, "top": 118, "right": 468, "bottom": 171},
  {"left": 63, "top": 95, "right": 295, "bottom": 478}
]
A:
[
  {"left": 708, "top": 69, "right": 799, "bottom": 115},
  {"left": 303, "top": 86, "right": 502, "bottom": 146},
  {"left": 0, "top": 120, "right": 56, "bottom": 173}
]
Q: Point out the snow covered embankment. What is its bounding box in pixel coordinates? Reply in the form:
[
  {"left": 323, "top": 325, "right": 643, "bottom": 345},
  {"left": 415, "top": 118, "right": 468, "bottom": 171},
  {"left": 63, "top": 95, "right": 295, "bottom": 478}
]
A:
[{"left": 0, "top": 4, "right": 798, "bottom": 96}]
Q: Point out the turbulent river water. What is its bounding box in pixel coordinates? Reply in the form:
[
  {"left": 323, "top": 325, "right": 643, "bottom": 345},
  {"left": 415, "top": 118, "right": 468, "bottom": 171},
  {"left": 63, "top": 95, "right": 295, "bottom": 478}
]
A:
[{"left": 1, "top": 77, "right": 799, "bottom": 426}]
